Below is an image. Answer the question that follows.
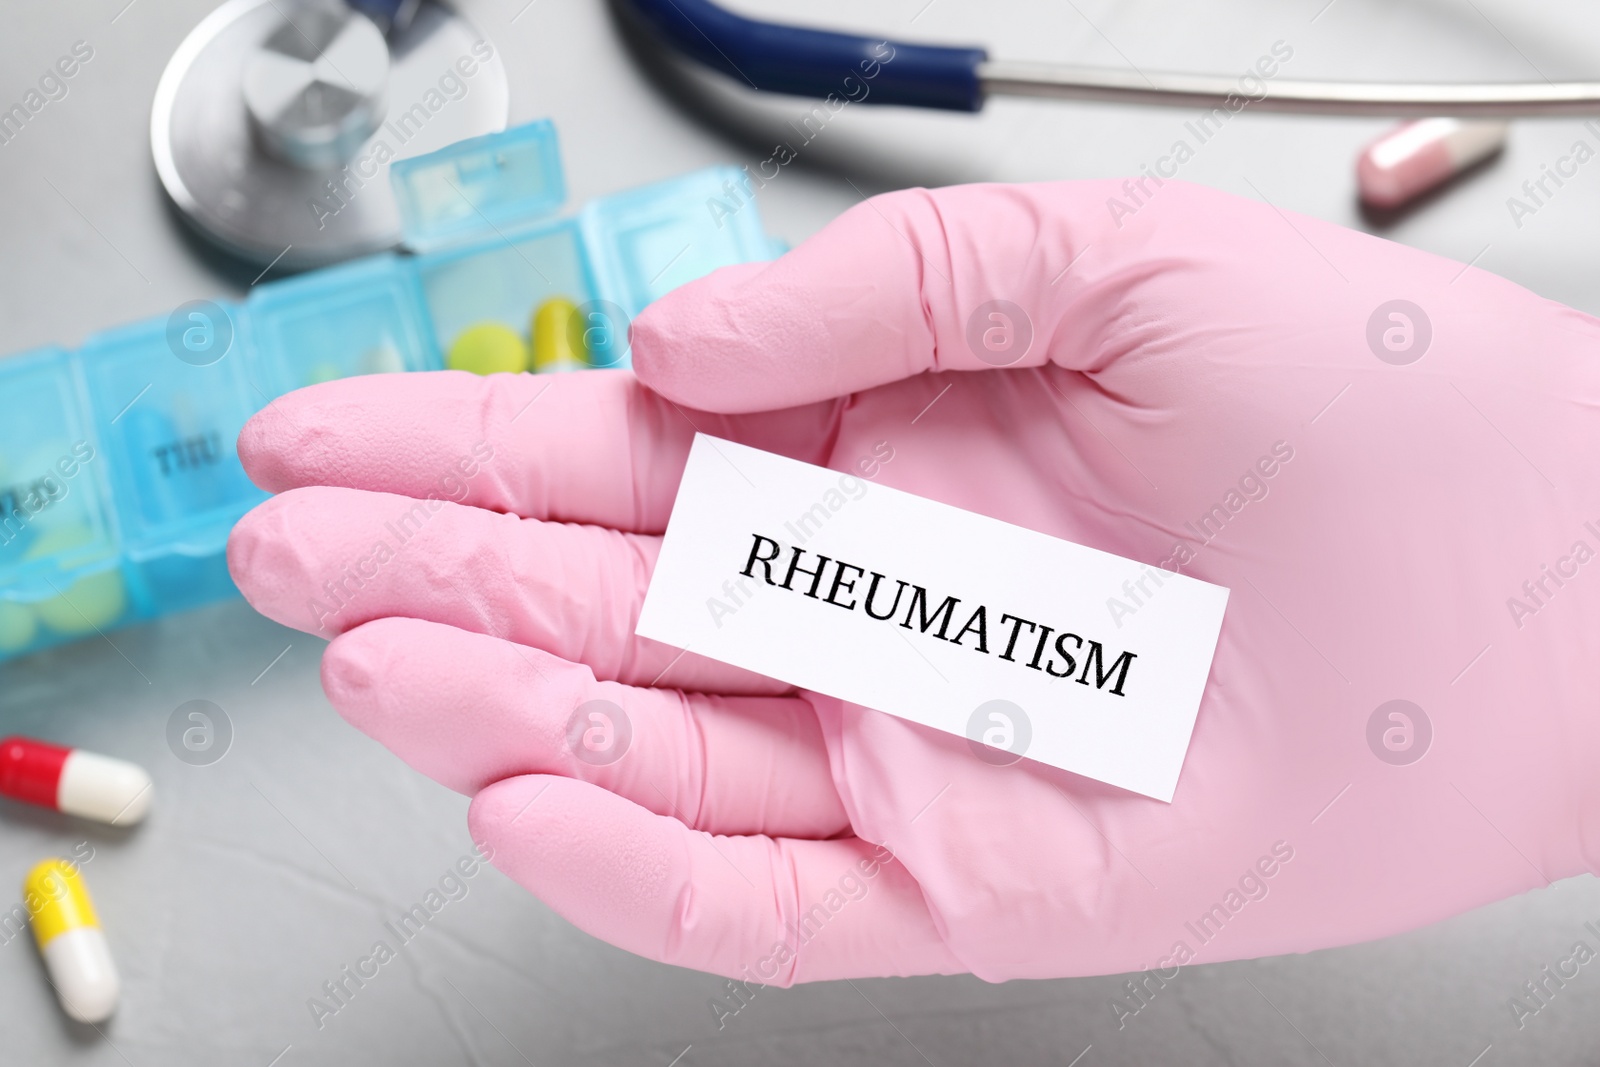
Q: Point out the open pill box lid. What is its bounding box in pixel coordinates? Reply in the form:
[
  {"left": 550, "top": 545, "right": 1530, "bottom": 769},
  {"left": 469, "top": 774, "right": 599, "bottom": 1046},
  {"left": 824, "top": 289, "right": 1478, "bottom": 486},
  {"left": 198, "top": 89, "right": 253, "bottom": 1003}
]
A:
[
  {"left": 390, "top": 121, "right": 569, "bottom": 254},
  {"left": 390, "top": 120, "right": 780, "bottom": 316}
]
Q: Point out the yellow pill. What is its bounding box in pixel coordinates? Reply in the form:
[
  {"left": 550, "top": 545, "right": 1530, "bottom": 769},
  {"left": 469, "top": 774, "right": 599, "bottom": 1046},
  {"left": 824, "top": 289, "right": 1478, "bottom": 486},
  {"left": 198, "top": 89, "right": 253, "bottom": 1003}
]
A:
[
  {"left": 447, "top": 323, "right": 528, "bottom": 375},
  {"left": 25, "top": 859, "right": 118, "bottom": 1023},
  {"left": 531, "top": 298, "right": 588, "bottom": 373}
]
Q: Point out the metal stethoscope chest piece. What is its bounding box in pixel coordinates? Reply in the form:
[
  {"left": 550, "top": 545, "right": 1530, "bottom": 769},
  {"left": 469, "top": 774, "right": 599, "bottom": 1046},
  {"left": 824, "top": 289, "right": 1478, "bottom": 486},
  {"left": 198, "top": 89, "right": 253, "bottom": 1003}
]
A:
[
  {"left": 152, "top": 0, "right": 508, "bottom": 271},
  {"left": 242, "top": 5, "right": 390, "bottom": 170}
]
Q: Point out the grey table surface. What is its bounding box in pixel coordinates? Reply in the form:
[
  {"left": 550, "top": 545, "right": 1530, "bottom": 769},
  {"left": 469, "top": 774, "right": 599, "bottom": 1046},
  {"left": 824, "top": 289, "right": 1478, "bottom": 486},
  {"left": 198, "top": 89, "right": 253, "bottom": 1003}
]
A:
[{"left": 4, "top": 0, "right": 1600, "bottom": 1063}]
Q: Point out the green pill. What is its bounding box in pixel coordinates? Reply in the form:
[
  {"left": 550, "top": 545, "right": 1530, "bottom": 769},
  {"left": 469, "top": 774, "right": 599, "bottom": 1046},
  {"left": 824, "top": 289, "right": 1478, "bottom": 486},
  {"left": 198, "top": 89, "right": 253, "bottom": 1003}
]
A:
[
  {"left": 305, "top": 362, "right": 343, "bottom": 385},
  {"left": 0, "top": 601, "right": 37, "bottom": 653},
  {"left": 24, "top": 526, "right": 127, "bottom": 635},
  {"left": 33, "top": 569, "right": 126, "bottom": 635}
]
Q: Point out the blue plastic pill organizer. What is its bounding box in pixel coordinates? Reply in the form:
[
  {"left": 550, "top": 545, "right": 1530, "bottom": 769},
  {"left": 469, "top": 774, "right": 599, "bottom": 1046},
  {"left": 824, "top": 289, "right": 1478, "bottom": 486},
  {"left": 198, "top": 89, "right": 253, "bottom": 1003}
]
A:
[{"left": 0, "top": 120, "right": 780, "bottom": 663}]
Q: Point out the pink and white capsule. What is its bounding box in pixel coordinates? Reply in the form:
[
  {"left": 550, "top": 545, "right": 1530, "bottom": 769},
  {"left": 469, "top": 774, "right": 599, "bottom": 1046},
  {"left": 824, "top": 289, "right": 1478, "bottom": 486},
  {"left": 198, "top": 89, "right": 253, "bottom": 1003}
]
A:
[
  {"left": 0, "top": 737, "right": 153, "bottom": 826},
  {"left": 1357, "top": 118, "right": 1509, "bottom": 209}
]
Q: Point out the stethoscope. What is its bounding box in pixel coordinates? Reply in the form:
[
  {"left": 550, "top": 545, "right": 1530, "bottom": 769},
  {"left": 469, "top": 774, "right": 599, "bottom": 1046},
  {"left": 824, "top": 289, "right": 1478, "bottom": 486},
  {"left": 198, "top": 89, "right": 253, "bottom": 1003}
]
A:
[
  {"left": 623, "top": 0, "right": 1600, "bottom": 117},
  {"left": 154, "top": 0, "right": 1600, "bottom": 271}
]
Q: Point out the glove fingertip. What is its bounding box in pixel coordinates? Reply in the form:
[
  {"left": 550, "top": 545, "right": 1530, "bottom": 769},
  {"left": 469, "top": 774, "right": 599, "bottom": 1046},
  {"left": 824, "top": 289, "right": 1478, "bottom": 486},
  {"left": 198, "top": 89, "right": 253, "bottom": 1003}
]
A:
[
  {"left": 467, "top": 775, "right": 547, "bottom": 841},
  {"left": 630, "top": 262, "right": 785, "bottom": 412},
  {"left": 237, "top": 410, "right": 287, "bottom": 492},
  {"left": 320, "top": 620, "right": 398, "bottom": 729}
]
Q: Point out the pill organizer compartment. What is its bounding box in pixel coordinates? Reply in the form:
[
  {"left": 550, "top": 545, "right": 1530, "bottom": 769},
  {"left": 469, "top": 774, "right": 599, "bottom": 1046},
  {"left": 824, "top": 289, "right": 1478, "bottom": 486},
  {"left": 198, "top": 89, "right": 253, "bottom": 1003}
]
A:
[
  {"left": 396, "top": 121, "right": 779, "bottom": 369},
  {"left": 246, "top": 255, "right": 439, "bottom": 395},
  {"left": 0, "top": 118, "right": 782, "bottom": 662},
  {"left": 0, "top": 348, "right": 130, "bottom": 657},
  {"left": 78, "top": 314, "right": 265, "bottom": 615},
  {"left": 409, "top": 218, "right": 595, "bottom": 356},
  {"left": 393, "top": 121, "right": 603, "bottom": 365},
  {"left": 583, "top": 168, "right": 781, "bottom": 325}
]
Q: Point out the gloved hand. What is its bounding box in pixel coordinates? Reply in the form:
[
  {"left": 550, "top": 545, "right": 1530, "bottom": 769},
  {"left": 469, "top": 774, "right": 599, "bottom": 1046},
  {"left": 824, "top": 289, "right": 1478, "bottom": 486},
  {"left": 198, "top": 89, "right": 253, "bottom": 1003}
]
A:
[{"left": 227, "top": 180, "right": 1600, "bottom": 985}]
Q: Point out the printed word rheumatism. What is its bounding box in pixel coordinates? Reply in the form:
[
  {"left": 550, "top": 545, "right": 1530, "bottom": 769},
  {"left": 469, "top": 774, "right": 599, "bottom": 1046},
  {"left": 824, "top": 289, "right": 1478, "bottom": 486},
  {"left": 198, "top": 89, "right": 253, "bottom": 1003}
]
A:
[{"left": 740, "top": 534, "right": 1139, "bottom": 696}]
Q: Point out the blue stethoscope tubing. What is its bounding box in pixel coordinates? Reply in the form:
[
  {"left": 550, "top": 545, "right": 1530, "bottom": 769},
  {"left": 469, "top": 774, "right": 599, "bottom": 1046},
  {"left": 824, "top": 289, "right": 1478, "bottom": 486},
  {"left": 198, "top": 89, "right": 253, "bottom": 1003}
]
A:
[{"left": 619, "top": 0, "right": 1600, "bottom": 117}]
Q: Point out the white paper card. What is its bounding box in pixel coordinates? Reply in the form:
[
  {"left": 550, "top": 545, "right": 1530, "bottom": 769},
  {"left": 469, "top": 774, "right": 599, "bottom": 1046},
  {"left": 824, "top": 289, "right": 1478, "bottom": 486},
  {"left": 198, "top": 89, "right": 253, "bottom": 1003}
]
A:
[{"left": 636, "top": 435, "right": 1230, "bottom": 801}]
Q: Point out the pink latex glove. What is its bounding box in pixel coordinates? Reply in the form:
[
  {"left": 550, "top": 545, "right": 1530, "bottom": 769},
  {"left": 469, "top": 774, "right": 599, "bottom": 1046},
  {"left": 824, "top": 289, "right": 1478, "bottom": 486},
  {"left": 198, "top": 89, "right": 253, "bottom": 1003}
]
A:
[{"left": 227, "top": 180, "right": 1600, "bottom": 986}]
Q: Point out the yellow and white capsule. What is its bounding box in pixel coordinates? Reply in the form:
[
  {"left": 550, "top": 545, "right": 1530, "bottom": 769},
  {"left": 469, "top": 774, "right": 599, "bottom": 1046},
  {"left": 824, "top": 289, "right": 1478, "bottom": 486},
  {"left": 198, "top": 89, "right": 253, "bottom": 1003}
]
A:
[
  {"left": 530, "top": 297, "right": 589, "bottom": 373},
  {"left": 25, "top": 859, "right": 118, "bottom": 1023}
]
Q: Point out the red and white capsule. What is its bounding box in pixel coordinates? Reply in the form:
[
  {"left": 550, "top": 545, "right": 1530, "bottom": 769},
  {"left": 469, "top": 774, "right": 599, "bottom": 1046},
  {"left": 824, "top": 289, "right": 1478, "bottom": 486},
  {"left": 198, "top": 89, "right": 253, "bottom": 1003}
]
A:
[
  {"left": 1357, "top": 118, "right": 1509, "bottom": 209},
  {"left": 0, "top": 737, "right": 152, "bottom": 826}
]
